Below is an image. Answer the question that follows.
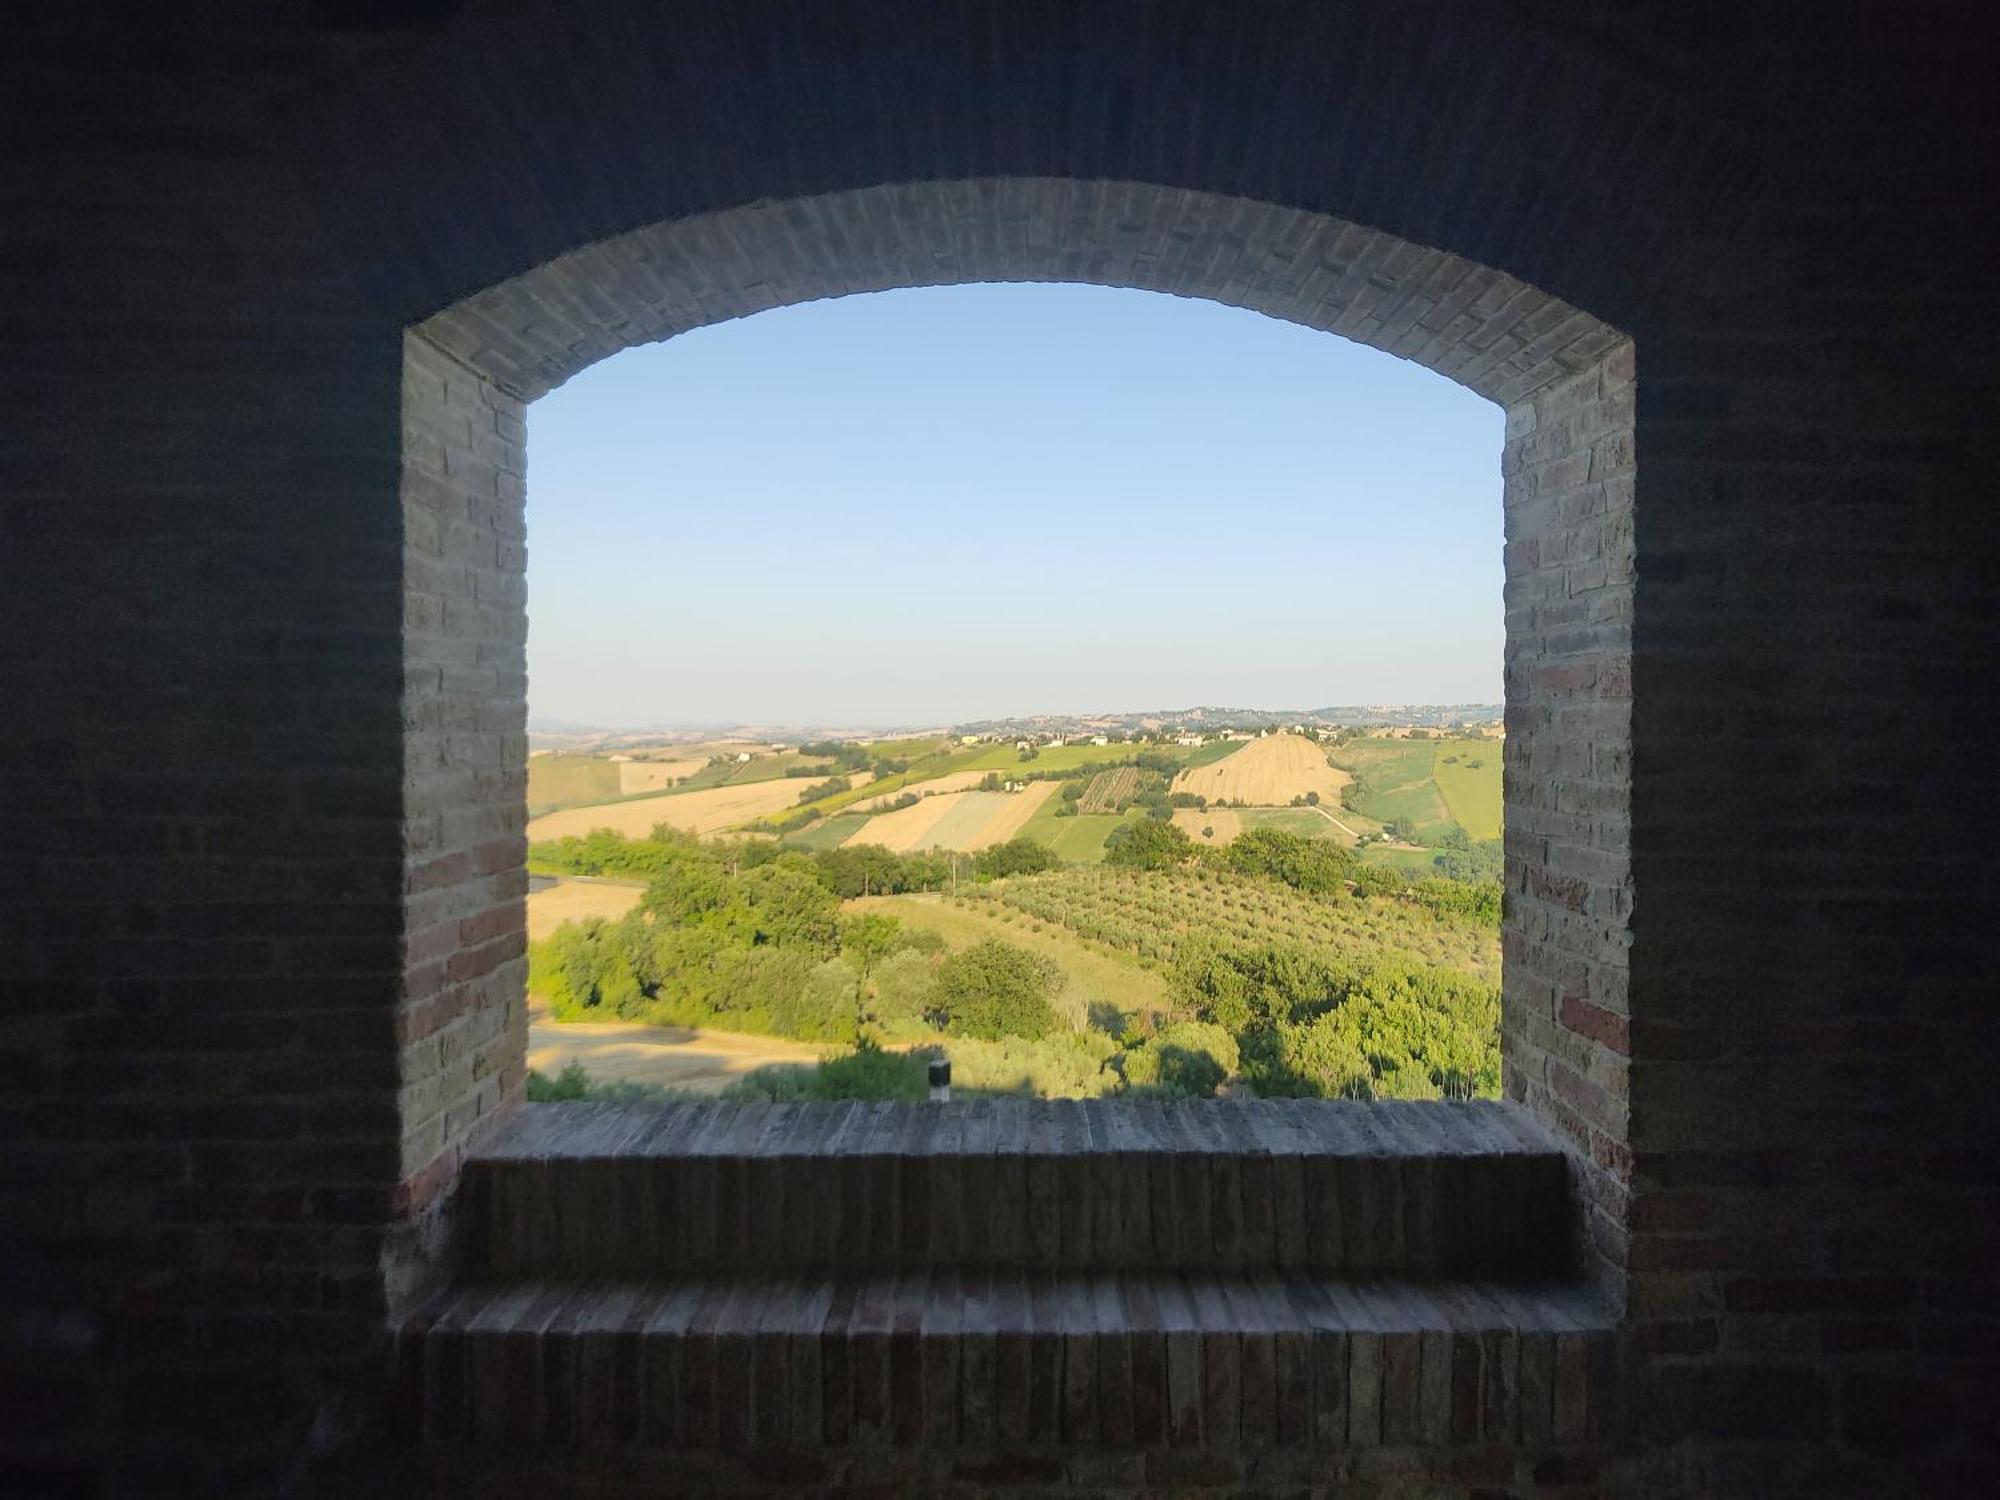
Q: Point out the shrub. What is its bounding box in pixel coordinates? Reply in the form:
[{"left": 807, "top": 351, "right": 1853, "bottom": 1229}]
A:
[
  {"left": 974, "top": 837, "right": 1060, "bottom": 878},
  {"left": 1103, "top": 818, "right": 1192, "bottom": 871},
  {"left": 526, "top": 1060, "right": 592, "bottom": 1101},
  {"left": 1120, "top": 1021, "right": 1239, "bottom": 1097},
  {"left": 868, "top": 948, "right": 939, "bottom": 1036},
  {"left": 767, "top": 957, "right": 862, "bottom": 1043},
  {"left": 814, "top": 1039, "right": 928, "bottom": 1099},
  {"left": 926, "top": 1031, "right": 1120, "bottom": 1097}
]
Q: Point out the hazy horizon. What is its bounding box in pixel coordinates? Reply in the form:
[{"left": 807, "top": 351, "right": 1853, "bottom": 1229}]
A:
[
  {"left": 528, "top": 698, "right": 1505, "bottom": 737},
  {"left": 526, "top": 283, "right": 1504, "bottom": 726}
]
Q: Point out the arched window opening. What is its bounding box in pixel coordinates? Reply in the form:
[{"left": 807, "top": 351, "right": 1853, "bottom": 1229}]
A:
[{"left": 514, "top": 282, "right": 1510, "bottom": 1109}]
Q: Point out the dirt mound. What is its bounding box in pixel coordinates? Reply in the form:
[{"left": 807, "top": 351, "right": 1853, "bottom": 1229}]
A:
[{"left": 1169, "top": 732, "right": 1349, "bottom": 807}]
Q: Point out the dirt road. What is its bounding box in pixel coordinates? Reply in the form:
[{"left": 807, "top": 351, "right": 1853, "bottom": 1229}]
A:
[{"left": 526, "top": 1007, "right": 830, "bottom": 1095}]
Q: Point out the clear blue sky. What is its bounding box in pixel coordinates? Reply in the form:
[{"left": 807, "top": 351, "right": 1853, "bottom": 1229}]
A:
[{"left": 526, "top": 283, "right": 1503, "bottom": 729}]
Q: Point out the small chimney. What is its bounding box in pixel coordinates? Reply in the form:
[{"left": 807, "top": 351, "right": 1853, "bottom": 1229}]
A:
[{"left": 927, "top": 1057, "right": 951, "bottom": 1103}]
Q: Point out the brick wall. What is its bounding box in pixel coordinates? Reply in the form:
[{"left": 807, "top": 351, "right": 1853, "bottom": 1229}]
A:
[
  {"left": 0, "top": 22, "right": 411, "bottom": 1490},
  {"left": 394, "top": 334, "right": 530, "bottom": 1293},
  {"left": 1501, "top": 348, "right": 1637, "bottom": 1292}
]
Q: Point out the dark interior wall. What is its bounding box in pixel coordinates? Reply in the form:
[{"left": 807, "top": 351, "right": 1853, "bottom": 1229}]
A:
[
  {"left": 2, "top": 3, "right": 1994, "bottom": 1496},
  {"left": 0, "top": 18, "right": 423, "bottom": 1495}
]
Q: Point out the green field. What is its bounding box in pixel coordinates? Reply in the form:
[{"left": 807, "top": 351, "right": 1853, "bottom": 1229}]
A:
[
  {"left": 1017, "top": 798, "right": 1138, "bottom": 862},
  {"left": 772, "top": 746, "right": 988, "bottom": 822},
  {"left": 1176, "top": 738, "right": 1248, "bottom": 770},
  {"left": 957, "top": 741, "right": 1134, "bottom": 776},
  {"left": 1360, "top": 844, "right": 1455, "bottom": 876},
  {"left": 781, "top": 812, "right": 874, "bottom": 850},
  {"left": 865, "top": 735, "right": 953, "bottom": 759},
  {"left": 526, "top": 754, "right": 623, "bottom": 814},
  {"left": 849, "top": 891, "right": 1170, "bottom": 1020},
  {"left": 1431, "top": 746, "right": 1502, "bottom": 841},
  {"left": 1328, "top": 737, "right": 1458, "bottom": 842}
]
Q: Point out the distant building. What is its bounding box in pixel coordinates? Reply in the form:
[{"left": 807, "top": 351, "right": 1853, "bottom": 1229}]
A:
[
  {"left": 1175, "top": 733, "right": 1205, "bottom": 747},
  {"left": 608, "top": 754, "right": 633, "bottom": 762},
  {"left": 735, "top": 751, "right": 753, "bottom": 763},
  {"left": 960, "top": 734, "right": 982, "bottom": 745},
  {"left": 1090, "top": 734, "right": 1109, "bottom": 746}
]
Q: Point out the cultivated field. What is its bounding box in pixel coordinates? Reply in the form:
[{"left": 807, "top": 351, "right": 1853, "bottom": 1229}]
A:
[
  {"left": 1171, "top": 807, "right": 1243, "bottom": 844},
  {"left": 851, "top": 769, "right": 990, "bottom": 810},
  {"left": 1431, "top": 747, "right": 1502, "bottom": 841},
  {"left": 1169, "top": 804, "right": 1363, "bottom": 848},
  {"left": 783, "top": 812, "right": 874, "bottom": 850},
  {"left": 526, "top": 754, "right": 622, "bottom": 813},
  {"left": 526, "top": 769, "right": 873, "bottom": 841},
  {"left": 842, "top": 780, "right": 1058, "bottom": 852},
  {"left": 977, "top": 864, "right": 1500, "bottom": 976},
  {"left": 1328, "top": 737, "right": 1458, "bottom": 841},
  {"left": 1169, "top": 732, "right": 1349, "bottom": 806},
  {"left": 846, "top": 792, "right": 961, "bottom": 851},
  {"left": 1017, "top": 800, "right": 1134, "bottom": 863},
  {"left": 1077, "top": 766, "right": 1146, "bottom": 814},
  {"left": 526, "top": 876, "right": 646, "bottom": 940},
  {"left": 616, "top": 757, "right": 710, "bottom": 794},
  {"left": 956, "top": 742, "right": 1147, "bottom": 777},
  {"left": 965, "top": 779, "right": 1060, "bottom": 846}
]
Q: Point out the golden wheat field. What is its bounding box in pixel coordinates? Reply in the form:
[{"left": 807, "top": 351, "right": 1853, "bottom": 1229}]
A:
[
  {"left": 1168, "top": 732, "right": 1350, "bottom": 806},
  {"left": 844, "top": 791, "right": 962, "bottom": 851},
  {"left": 526, "top": 770, "right": 874, "bottom": 842},
  {"left": 526, "top": 877, "right": 646, "bottom": 939},
  {"left": 850, "top": 769, "right": 991, "bottom": 811},
  {"left": 964, "top": 778, "right": 1059, "bottom": 847},
  {"left": 842, "top": 779, "right": 1058, "bottom": 853}
]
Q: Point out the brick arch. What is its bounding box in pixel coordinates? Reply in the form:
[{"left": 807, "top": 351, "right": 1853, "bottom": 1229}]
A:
[
  {"left": 415, "top": 179, "right": 1624, "bottom": 407},
  {"left": 398, "top": 176, "right": 1637, "bottom": 1294}
]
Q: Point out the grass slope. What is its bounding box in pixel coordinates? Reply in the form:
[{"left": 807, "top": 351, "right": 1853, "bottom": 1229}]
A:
[
  {"left": 1018, "top": 800, "right": 1138, "bottom": 863},
  {"left": 1431, "top": 746, "right": 1502, "bottom": 841},
  {"left": 849, "top": 892, "right": 1170, "bottom": 1019},
  {"left": 526, "top": 755, "right": 623, "bottom": 815},
  {"left": 782, "top": 812, "right": 875, "bottom": 850},
  {"left": 1328, "top": 737, "right": 1458, "bottom": 842},
  {"left": 1177, "top": 739, "right": 1249, "bottom": 770}
]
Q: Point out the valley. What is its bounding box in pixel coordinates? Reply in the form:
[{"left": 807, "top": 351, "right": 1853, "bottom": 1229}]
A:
[{"left": 523, "top": 708, "right": 1506, "bottom": 1104}]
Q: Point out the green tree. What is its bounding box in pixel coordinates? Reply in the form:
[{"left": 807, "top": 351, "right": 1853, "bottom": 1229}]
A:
[
  {"left": 838, "top": 911, "right": 903, "bottom": 974},
  {"left": 731, "top": 859, "right": 840, "bottom": 954},
  {"left": 926, "top": 939, "right": 1063, "bottom": 1041},
  {"left": 1103, "top": 817, "right": 1193, "bottom": 870}
]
